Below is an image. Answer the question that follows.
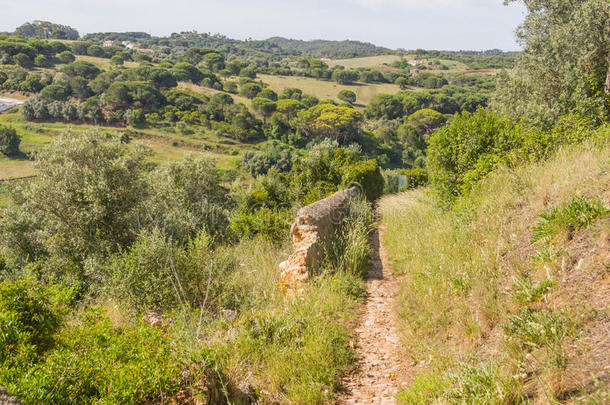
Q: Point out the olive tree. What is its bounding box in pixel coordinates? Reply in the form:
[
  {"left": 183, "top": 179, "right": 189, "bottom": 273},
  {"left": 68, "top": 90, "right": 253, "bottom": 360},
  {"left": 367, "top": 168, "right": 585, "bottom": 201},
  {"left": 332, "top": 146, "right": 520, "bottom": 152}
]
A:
[
  {"left": 0, "top": 130, "right": 151, "bottom": 271},
  {"left": 495, "top": 0, "right": 610, "bottom": 123}
]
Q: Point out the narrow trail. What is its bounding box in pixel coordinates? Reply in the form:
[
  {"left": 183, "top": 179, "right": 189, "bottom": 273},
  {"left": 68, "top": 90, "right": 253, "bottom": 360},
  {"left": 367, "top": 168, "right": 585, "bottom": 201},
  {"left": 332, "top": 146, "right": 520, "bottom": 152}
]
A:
[{"left": 339, "top": 227, "right": 409, "bottom": 404}]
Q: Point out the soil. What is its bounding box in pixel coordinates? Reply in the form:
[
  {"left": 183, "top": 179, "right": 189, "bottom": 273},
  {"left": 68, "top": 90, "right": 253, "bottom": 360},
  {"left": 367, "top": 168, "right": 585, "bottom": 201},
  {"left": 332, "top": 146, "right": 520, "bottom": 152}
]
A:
[{"left": 339, "top": 227, "right": 411, "bottom": 404}]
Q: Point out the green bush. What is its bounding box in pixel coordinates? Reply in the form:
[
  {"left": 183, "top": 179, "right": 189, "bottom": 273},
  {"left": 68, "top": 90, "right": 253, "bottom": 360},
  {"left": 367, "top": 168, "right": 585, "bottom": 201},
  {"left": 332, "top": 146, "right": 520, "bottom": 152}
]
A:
[
  {"left": 4, "top": 308, "right": 191, "bottom": 404},
  {"left": 342, "top": 159, "right": 384, "bottom": 201},
  {"left": 0, "top": 124, "right": 20, "bottom": 156},
  {"left": 428, "top": 109, "right": 603, "bottom": 200},
  {"left": 532, "top": 196, "right": 609, "bottom": 243},
  {"left": 229, "top": 207, "right": 291, "bottom": 242},
  {"left": 0, "top": 279, "right": 67, "bottom": 366},
  {"left": 427, "top": 108, "right": 518, "bottom": 198},
  {"left": 108, "top": 229, "right": 235, "bottom": 313},
  {"left": 398, "top": 167, "right": 429, "bottom": 189},
  {"left": 302, "top": 180, "right": 337, "bottom": 205}
]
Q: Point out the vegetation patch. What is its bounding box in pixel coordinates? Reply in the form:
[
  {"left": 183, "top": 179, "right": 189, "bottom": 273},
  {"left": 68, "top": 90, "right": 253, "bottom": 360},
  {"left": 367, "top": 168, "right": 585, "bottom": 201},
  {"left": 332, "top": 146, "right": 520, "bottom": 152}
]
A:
[{"left": 380, "top": 134, "right": 609, "bottom": 403}]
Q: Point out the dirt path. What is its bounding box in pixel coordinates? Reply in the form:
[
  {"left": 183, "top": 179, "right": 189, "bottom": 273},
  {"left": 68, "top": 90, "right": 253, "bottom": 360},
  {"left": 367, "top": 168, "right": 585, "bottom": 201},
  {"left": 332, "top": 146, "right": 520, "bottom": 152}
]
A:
[{"left": 339, "top": 227, "right": 409, "bottom": 404}]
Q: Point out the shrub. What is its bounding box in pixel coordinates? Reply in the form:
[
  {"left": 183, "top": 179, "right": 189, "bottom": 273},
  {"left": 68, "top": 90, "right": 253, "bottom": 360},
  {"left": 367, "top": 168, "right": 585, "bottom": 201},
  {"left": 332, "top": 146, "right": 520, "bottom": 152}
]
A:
[
  {"left": 400, "top": 167, "right": 429, "bottom": 189},
  {"left": 0, "top": 124, "right": 20, "bottom": 156},
  {"left": 427, "top": 108, "right": 518, "bottom": 198},
  {"left": 108, "top": 230, "right": 200, "bottom": 311},
  {"left": 144, "top": 153, "right": 229, "bottom": 242},
  {"left": 532, "top": 196, "right": 609, "bottom": 243},
  {"left": 229, "top": 208, "right": 291, "bottom": 242},
  {"left": 125, "top": 109, "right": 145, "bottom": 127},
  {"left": 337, "top": 90, "right": 356, "bottom": 104},
  {"left": 0, "top": 130, "right": 150, "bottom": 275},
  {"left": 342, "top": 159, "right": 384, "bottom": 201},
  {"left": 302, "top": 181, "right": 338, "bottom": 205},
  {"left": 0, "top": 279, "right": 68, "bottom": 366},
  {"left": 428, "top": 110, "right": 603, "bottom": 200},
  {"left": 5, "top": 308, "right": 189, "bottom": 404}
]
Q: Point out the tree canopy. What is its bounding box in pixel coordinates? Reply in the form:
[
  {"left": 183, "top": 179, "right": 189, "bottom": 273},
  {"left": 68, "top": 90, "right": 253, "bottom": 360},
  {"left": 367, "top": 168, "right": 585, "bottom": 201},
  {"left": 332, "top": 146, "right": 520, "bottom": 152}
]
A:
[{"left": 494, "top": 0, "right": 610, "bottom": 123}]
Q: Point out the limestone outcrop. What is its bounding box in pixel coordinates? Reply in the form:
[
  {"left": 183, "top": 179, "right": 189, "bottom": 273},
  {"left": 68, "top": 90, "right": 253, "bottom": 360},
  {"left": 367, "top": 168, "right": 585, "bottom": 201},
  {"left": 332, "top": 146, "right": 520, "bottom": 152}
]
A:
[{"left": 279, "top": 186, "right": 359, "bottom": 295}]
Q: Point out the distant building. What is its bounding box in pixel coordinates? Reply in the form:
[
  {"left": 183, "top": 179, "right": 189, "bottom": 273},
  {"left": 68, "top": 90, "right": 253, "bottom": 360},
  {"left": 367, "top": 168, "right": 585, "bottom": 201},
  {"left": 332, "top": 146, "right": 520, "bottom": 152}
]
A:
[
  {"left": 125, "top": 43, "right": 141, "bottom": 50},
  {"left": 138, "top": 48, "right": 154, "bottom": 53},
  {"left": 320, "top": 57, "right": 332, "bottom": 63},
  {"left": 102, "top": 40, "right": 114, "bottom": 47},
  {"left": 407, "top": 60, "right": 419, "bottom": 66}
]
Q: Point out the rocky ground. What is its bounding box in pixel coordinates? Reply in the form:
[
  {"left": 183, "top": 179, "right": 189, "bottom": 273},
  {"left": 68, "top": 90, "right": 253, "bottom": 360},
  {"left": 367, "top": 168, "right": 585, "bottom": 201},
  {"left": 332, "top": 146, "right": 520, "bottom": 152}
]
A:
[{"left": 339, "top": 227, "right": 411, "bottom": 404}]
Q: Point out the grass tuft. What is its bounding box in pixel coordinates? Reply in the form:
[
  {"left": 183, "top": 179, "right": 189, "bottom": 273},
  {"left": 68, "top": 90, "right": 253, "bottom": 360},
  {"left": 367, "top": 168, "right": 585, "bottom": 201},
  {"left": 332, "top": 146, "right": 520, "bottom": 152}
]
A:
[{"left": 532, "top": 196, "right": 609, "bottom": 243}]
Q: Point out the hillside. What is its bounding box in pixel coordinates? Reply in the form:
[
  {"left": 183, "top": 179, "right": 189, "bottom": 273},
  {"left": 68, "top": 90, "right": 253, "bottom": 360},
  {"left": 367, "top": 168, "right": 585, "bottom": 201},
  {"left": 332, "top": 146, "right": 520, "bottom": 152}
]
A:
[
  {"left": 379, "top": 135, "right": 609, "bottom": 402},
  {"left": 1, "top": 2, "right": 609, "bottom": 404}
]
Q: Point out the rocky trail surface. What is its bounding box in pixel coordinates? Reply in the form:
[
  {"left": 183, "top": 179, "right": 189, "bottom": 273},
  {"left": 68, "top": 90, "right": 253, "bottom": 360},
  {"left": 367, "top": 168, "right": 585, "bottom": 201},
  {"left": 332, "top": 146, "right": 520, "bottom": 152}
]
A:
[{"left": 339, "top": 227, "right": 410, "bottom": 404}]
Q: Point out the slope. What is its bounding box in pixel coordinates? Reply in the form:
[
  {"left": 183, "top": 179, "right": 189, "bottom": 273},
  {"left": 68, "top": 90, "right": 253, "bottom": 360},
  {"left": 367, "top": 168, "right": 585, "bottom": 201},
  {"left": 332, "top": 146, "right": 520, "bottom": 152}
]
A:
[{"left": 378, "top": 135, "right": 609, "bottom": 403}]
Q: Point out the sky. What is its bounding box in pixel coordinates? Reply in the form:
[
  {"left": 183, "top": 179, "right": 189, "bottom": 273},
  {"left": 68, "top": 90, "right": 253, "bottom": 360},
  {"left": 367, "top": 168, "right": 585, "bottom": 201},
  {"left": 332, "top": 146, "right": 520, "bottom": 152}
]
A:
[{"left": 0, "top": 0, "right": 527, "bottom": 51}]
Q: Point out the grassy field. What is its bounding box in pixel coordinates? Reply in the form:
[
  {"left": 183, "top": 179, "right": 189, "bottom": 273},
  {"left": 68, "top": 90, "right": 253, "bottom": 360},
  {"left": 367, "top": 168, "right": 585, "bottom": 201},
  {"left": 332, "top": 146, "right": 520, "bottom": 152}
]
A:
[
  {"left": 379, "top": 137, "right": 609, "bottom": 403},
  {"left": 327, "top": 54, "right": 401, "bottom": 68},
  {"left": 0, "top": 106, "right": 259, "bottom": 204},
  {"left": 257, "top": 74, "right": 402, "bottom": 107},
  {"left": 178, "top": 81, "right": 253, "bottom": 108},
  {"left": 75, "top": 55, "right": 139, "bottom": 69},
  {"left": 327, "top": 54, "right": 494, "bottom": 76}
]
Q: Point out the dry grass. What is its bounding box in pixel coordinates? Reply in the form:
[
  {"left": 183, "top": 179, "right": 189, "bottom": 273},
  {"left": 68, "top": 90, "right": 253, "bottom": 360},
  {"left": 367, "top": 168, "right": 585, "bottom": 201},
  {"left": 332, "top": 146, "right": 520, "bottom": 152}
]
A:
[
  {"left": 327, "top": 54, "right": 402, "bottom": 69},
  {"left": 379, "top": 138, "right": 610, "bottom": 403},
  {"left": 0, "top": 160, "right": 35, "bottom": 180},
  {"left": 75, "top": 55, "right": 139, "bottom": 70},
  {"left": 257, "top": 74, "right": 401, "bottom": 107},
  {"left": 177, "top": 82, "right": 253, "bottom": 108}
]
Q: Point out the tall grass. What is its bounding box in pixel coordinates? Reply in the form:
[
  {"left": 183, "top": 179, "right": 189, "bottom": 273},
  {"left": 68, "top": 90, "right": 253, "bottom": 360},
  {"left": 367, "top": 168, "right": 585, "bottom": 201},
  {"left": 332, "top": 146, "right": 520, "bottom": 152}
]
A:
[
  {"left": 207, "top": 199, "right": 372, "bottom": 403},
  {"left": 379, "top": 137, "right": 609, "bottom": 403}
]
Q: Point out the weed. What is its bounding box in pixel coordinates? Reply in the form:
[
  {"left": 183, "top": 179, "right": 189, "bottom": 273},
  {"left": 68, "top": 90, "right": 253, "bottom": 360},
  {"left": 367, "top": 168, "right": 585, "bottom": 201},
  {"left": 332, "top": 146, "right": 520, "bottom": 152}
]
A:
[
  {"left": 512, "top": 276, "right": 555, "bottom": 304},
  {"left": 324, "top": 198, "right": 373, "bottom": 278},
  {"left": 502, "top": 309, "right": 566, "bottom": 349},
  {"left": 446, "top": 361, "right": 516, "bottom": 404},
  {"left": 396, "top": 372, "right": 447, "bottom": 404},
  {"left": 530, "top": 244, "right": 564, "bottom": 265},
  {"left": 532, "top": 196, "right": 609, "bottom": 243}
]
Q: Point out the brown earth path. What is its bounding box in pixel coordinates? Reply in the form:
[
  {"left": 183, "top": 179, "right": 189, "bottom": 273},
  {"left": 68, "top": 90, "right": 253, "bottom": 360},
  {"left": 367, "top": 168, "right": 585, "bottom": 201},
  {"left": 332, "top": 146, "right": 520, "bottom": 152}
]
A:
[{"left": 339, "top": 227, "right": 410, "bottom": 404}]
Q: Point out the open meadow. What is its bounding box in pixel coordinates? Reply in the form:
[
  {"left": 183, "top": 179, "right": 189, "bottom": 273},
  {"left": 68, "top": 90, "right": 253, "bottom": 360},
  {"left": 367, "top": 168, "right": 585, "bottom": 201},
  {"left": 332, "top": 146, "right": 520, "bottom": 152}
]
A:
[{"left": 257, "top": 73, "right": 402, "bottom": 106}]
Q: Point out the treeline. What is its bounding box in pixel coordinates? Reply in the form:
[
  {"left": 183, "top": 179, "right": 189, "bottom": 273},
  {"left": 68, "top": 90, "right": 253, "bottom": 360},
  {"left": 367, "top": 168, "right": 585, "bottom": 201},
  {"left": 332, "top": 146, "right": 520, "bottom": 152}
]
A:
[
  {"left": 14, "top": 20, "right": 79, "bottom": 40},
  {"left": 404, "top": 48, "right": 517, "bottom": 70},
  {"left": 1, "top": 36, "right": 494, "bottom": 170},
  {"left": 84, "top": 31, "right": 390, "bottom": 60},
  {"left": 0, "top": 35, "right": 77, "bottom": 68}
]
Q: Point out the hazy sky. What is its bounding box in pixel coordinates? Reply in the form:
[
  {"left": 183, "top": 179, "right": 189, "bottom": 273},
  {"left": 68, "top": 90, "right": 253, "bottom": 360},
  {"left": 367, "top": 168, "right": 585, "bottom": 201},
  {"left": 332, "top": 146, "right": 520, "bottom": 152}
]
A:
[{"left": 0, "top": 0, "right": 526, "bottom": 51}]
